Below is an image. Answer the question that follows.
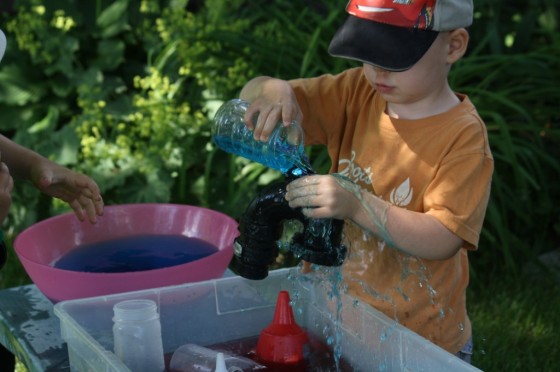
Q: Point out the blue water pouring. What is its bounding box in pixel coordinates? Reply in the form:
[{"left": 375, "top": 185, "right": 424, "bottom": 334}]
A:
[{"left": 212, "top": 99, "right": 314, "bottom": 177}]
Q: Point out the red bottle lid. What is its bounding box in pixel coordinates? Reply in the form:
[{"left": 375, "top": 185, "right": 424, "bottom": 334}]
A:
[{"left": 256, "top": 290, "right": 308, "bottom": 364}]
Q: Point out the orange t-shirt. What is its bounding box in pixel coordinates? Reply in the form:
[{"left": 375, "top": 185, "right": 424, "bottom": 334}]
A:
[{"left": 290, "top": 67, "right": 494, "bottom": 354}]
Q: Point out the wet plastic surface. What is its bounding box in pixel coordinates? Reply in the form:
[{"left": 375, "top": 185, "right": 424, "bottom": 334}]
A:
[{"left": 0, "top": 285, "right": 69, "bottom": 372}]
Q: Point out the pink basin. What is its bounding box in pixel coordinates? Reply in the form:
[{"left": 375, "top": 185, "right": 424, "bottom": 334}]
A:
[{"left": 13, "top": 204, "right": 238, "bottom": 302}]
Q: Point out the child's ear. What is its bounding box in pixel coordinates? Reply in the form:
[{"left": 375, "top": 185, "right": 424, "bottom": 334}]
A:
[{"left": 447, "top": 28, "right": 469, "bottom": 64}]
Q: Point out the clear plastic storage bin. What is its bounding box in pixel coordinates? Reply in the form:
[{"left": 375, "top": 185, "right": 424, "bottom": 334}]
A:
[{"left": 54, "top": 268, "right": 480, "bottom": 372}]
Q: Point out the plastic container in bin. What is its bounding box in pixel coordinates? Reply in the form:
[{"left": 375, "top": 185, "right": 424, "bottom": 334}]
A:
[{"left": 54, "top": 268, "right": 481, "bottom": 372}]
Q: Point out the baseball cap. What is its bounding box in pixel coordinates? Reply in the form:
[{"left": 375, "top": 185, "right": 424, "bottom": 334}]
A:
[
  {"left": 328, "top": 0, "right": 473, "bottom": 71},
  {"left": 0, "top": 29, "right": 6, "bottom": 63}
]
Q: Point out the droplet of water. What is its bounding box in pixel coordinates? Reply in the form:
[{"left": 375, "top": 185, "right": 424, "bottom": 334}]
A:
[{"left": 428, "top": 285, "right": 437, "bottom": 297}]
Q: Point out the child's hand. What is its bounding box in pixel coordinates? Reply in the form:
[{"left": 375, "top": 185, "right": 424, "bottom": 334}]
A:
[
  {"left": 31, "top": 160, "right": 104, "bottom": 224},
  {"left": 242, "top": 78, "right": 303, "bottom": 141},
  {"left": 0, "top": 158, "right": 14, "bottom": 225},
  {"left": 285, "top": 174, "right": 360, "bottom": 220}
]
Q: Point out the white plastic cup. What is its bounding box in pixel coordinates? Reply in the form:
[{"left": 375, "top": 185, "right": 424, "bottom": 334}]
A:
[{"left": 113, "top": 299, "right": 165, "bottom": 372}]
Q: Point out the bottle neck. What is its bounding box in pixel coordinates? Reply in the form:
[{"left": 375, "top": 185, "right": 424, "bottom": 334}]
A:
[{"left": 113, "top": 300, "right": 159, "bottom": 322}]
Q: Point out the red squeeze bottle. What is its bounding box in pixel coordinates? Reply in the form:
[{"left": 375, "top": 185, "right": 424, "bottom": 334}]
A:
[{"left": 255, "top": 290, "right": 308, "bottom": 365}]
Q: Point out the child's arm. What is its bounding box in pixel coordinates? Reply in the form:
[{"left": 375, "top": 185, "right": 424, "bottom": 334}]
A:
[
  {"left": 0, "top": 155, "right": 13, "bottom": 224},
  {"left": 0, "top": 134, "right": 104, "bottom": 224},
  {"left": 285, "top": 174, "right": 463, "bottom": 260}
]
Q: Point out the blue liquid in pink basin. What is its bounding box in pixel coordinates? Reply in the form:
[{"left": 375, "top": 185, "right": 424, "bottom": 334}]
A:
[{"left": 53, "top": 235, "right": 218, "bottom": 273}]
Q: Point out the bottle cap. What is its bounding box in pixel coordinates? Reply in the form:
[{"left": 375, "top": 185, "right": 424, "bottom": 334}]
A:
[{"left": 255, "top": 290, "right": 308, "bottom": 364}]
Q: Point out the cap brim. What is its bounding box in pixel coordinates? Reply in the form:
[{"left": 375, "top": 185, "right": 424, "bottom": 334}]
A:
[{"left": 328, "top": 15, "right": 438, "bottom": 72}]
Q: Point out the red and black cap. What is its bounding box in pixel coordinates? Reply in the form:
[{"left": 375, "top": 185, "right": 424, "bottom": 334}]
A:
[{"left": 328, "top": 0, "right": 473, "bottom": 71}]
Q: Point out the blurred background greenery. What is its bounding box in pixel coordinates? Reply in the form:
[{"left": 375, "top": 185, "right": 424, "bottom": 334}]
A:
[{"left": 0, "top": 0, "right": 559, "bottom": 371}]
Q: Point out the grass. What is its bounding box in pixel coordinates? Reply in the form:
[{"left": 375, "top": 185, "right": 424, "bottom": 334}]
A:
[{"left": 469, "top": 267, "right": 560, "bottom": 371}]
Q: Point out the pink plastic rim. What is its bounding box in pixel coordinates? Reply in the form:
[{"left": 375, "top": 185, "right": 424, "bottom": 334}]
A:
[{"left": 13, "top": 204, "right": 238, "bottom": 302}]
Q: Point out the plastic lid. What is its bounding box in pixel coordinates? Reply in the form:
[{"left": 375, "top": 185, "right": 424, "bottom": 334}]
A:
[{"left": 255, "top": 290, "right": 308, "bottom": 364}]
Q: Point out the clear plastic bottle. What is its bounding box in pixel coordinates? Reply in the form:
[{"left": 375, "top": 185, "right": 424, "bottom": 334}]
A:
[
  {"left": 113, "top": 299, "right": 165, "bottom": 372},
  {"left": 212, "top": 99, "right": 314, "bottom": 177}
]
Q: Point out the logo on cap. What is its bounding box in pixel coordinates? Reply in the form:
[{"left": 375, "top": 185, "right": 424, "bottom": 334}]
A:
[{"left": 347, "top": 0, "right": 435, "bottom": 30}]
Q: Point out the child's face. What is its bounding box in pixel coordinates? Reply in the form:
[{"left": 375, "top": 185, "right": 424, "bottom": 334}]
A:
[{"left": 362, "top": 32, "right": 452, "bottom": 107}]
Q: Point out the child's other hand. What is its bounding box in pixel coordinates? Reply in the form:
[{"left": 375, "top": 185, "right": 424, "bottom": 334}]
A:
[
  {"left": 0, "top": 158, "right": 14, "bottom": 225},
  {"left": 285, "top": 174, "right": 360, "bottom": 220},
  {"left": 243, "top": 78, "right": 302, "bottom": 142},
  {"left": 31, "top": 161, "right": 104, "bottom": 224}
]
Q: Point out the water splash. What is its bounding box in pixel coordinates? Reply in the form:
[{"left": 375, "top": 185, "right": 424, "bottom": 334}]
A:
[
  {"left": 331, "top": 174, "right": 394, "bottom": 248},
  {"left": 282, "top": 174, "right": 460, "bottom": 369},
  {"left": 292, "top": 264, "right": 345, "bottom": 371}
]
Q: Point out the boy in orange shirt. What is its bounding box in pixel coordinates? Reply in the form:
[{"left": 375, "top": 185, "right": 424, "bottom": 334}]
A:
[{"left": 240, "top": 0, "right": 493, "bottom": 363}]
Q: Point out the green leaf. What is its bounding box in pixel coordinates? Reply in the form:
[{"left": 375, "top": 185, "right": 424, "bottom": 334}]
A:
[
  {"left": 52, "top": 125, "right": 80, "bottom": 166},
  {"left": 0, "top": 65, "right": 45, "bottom": 105},
  {"left": 28, "top": 106, "right": 59, "bottom": 134},
  {"left": 96, "top": 39, "right": 125, "bottom": 71},
  {"left": 96, "top": 0, "right": 131, "bottom": 38},
  {"left": 50, "top": 75, "right": 75, "bottom": 97}
]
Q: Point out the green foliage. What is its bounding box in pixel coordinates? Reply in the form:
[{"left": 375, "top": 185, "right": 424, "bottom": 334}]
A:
[
  {"left": 450, "top": 0, "right": 560, "bottom": 276},
  {"left": 0, "top": 0, "right": 258, "bottom": 230},
  {"left": 1, "top": 0, "right": 164, "bottom": 226},
  {"left": 451, "top": 47, "right": 560, "bottom": 275}
]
